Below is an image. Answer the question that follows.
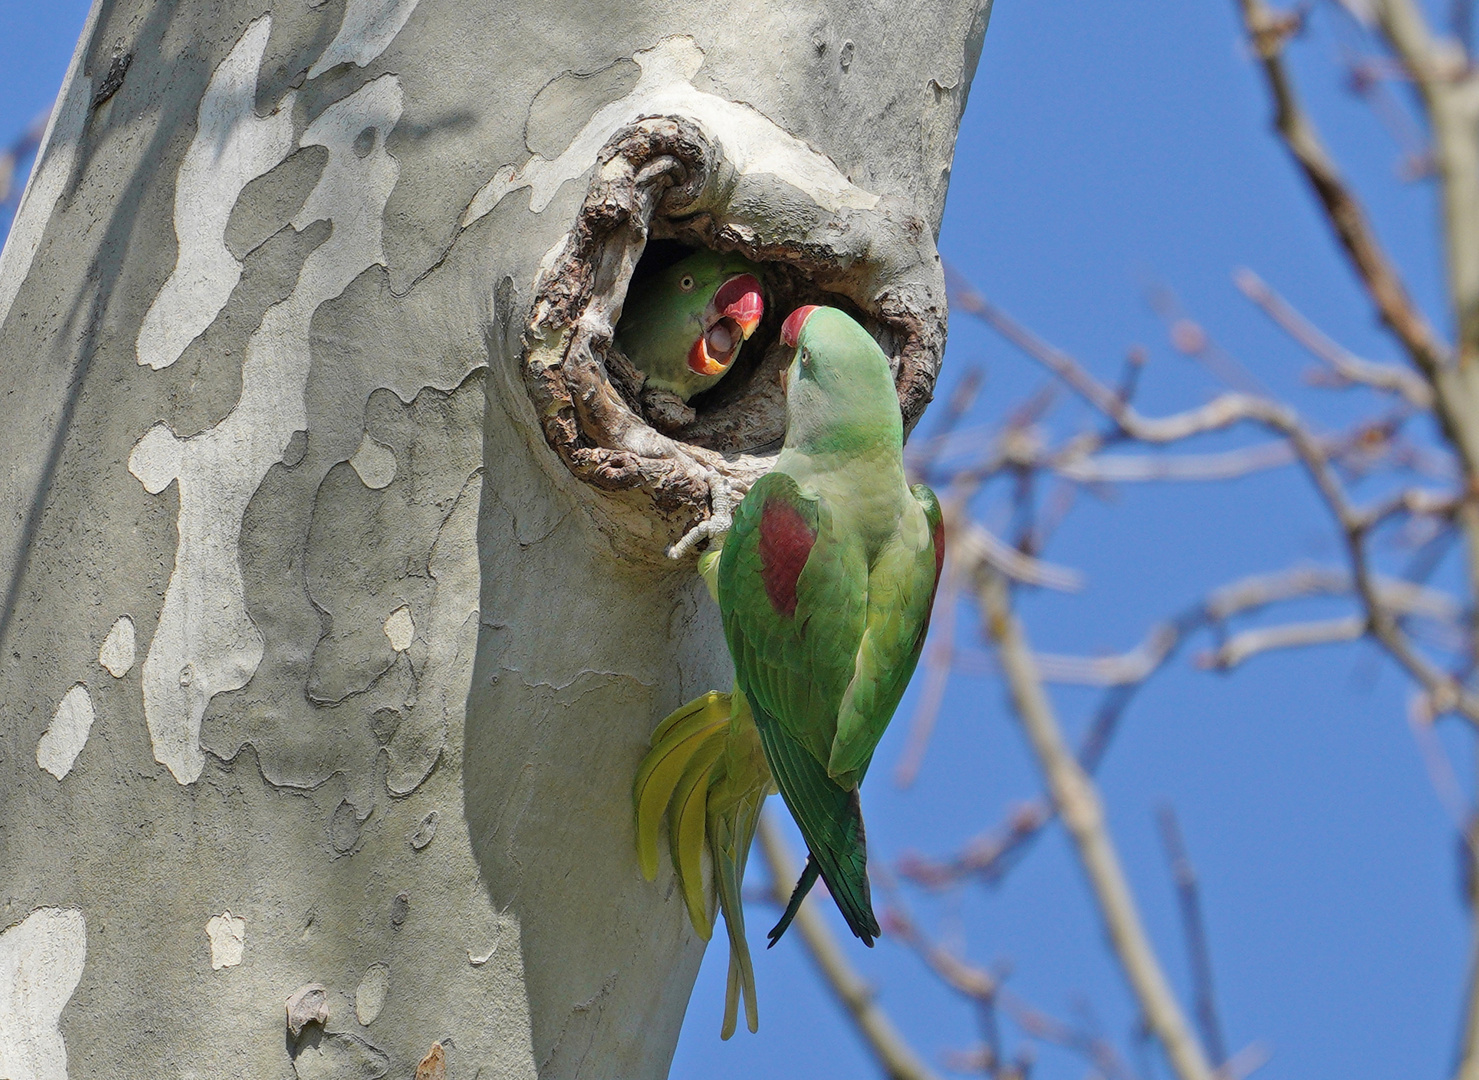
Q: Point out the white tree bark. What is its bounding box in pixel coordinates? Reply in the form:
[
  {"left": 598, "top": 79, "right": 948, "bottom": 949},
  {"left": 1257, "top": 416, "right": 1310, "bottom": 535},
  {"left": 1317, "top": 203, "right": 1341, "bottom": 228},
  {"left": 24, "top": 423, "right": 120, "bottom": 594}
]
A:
[{"left": 0, "top": 2, "right": 990, "bottom": 1077}]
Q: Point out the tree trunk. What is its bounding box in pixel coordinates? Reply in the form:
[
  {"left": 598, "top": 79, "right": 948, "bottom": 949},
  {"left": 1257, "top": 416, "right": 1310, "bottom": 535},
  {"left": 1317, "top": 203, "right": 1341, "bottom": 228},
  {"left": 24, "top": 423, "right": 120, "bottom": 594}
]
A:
[{"left": 0, "top": 2, "right": 989, "bottom": 1077}]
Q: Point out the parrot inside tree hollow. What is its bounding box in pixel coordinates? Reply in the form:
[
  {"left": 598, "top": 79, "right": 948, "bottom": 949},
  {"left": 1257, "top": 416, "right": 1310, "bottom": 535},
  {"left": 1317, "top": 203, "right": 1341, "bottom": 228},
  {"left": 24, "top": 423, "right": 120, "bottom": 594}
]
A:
[
  {"left": 717, "top": 304, "right": 944, "bottom": 947},
  {"left": 616, "top": 248, "right": 765, "bottom": 401},
  {"left": 631, "top": 304, "right": 941, "bottom": 1036}
]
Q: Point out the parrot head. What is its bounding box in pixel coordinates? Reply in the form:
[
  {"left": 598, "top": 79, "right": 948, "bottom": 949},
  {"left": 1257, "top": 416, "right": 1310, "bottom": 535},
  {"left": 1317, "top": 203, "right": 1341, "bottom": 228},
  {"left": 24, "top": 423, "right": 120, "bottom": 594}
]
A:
[
  {"left": 688, "top": 269, "right": 765, "bottom": 376},
  {"left": 616, "top": 247, "right": 766, "bottom": 401},
  {"left": 778, "top": 305, "right": 902, "bottom": 452}
]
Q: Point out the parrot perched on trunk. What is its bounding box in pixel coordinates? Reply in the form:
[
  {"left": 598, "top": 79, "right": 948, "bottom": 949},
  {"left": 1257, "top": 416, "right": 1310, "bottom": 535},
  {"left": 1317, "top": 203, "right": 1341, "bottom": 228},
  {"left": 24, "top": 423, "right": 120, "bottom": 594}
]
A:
[
  {"left": 717, "top": 305, "right": 944, "bottom": 947},
  {"left": 631, "top": 305, "right": 941, "bottom": 1036},
  {"left": 616, "top": 248, "right": 765, "bottom": 401}
]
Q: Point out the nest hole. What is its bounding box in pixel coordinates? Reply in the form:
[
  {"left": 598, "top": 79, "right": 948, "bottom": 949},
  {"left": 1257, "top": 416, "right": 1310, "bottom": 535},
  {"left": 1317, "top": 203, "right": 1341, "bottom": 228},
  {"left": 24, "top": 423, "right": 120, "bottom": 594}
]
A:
[{"left": 608, "top": 235, "right": 882, "bottom": 457}]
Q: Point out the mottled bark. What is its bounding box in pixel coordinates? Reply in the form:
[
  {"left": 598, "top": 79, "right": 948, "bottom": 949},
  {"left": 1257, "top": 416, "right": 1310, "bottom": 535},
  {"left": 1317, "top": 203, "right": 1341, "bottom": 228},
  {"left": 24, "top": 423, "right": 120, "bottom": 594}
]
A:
[{"left": 0, "top": 1, "right": 989, "bottom": 1077}]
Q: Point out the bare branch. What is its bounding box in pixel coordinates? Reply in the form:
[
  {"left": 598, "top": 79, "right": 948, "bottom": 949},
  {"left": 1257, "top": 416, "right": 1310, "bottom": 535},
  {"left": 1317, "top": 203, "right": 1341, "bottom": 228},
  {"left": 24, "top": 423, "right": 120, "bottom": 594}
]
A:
[
  {"left": 1233, "top": 0, "right": 1452, "bottom": 383},
  {"left": 1054, "top": 443, "right": 1296, "bottom": 484},
  {"left": 977, "top": 567, "right": 1216, "bottom": 1080},
  {"left": 754, "top": 815, "right": 941, "bottom": 1080},
  {"left": 951, "top": 273, "right": 1479, "bottom": 724},
  {"left": 1234, "top": 267, "right": 1433, "bottom": 407},
  {"left": 1372, "top": 0, "right": 1479, "bottom": 367},
  {"left": 955, "top": 517, "right": 1086, "bottom": 592},
  {"left": 1198, "top": 616, "right": 1367, "bottom": 669}
]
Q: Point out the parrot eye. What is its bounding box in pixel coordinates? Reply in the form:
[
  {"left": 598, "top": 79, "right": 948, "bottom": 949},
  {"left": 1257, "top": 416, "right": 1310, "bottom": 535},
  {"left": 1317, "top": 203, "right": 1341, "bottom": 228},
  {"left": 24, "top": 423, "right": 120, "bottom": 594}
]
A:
[
  {"left": 799, "top": 347, "right": 812, "bottom": 367},
  {"left": 679, "top": 274, "right": 696, "bottom": 292}
]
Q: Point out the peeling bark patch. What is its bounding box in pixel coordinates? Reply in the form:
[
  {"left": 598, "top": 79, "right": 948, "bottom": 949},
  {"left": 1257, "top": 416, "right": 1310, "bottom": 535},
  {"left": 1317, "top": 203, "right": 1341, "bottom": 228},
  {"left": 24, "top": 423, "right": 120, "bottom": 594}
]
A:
[
  {"left": 205, "top": 911, "right": 245, "bottom": 969},
  {"left": 98, "top": 616, "right": 136, "bottom": 677},
  {"left": 414, "top": 1042, "right": 446, "bottom": 1080},
  {"left": 307, "top": 0, "right": 423, "bottom": 77},
  {"left": 133, "top": 75, "right": 405, "bottom": 785},
  {"left": 0, "top": 908, "right": 86, "bottom": 1080},
  {"left": 465, "top": 36, "right": 877, "bottom": 222},
  {"left": 286, "top": 984, "right": 330, "bottom": 1036},
  {"left": 349, "top": 432, "right": 397, "bottom": 489},
  {"left": 354, "top": 963, "right": 388, "bottom": 1025},
  {"left": 390, "top": 891, "right": 409, "bottom": 929},
  {"left": 383, "top": 605, "right": 415, "bottom": 652},
  {"left": 135, "top": 17, "right": 296, "bottom": 372},
  {"left": 35, "top": 684, "right": 95, "bottom": 780}
]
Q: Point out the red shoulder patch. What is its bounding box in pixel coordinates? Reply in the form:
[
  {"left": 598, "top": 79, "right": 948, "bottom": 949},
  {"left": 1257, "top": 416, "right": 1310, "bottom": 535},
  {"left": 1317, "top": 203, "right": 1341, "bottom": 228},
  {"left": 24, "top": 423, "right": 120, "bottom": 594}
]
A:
[{"left": 758, "top": 498, "right": 815, "bottom": 617}]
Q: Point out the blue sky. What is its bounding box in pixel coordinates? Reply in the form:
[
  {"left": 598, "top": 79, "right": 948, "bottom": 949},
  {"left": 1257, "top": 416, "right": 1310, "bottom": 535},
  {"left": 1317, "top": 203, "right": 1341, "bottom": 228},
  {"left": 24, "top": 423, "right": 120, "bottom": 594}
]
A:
[{"left": 1, "top": 2, "right": 1471, "bottom": 1078}]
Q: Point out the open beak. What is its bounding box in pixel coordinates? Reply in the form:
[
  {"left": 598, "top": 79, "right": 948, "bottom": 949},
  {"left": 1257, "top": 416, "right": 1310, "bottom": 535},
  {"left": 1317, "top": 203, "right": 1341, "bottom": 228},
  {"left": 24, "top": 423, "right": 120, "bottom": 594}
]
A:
[{"left": 687, "top": 274, "right": 765, "bottom": 376}]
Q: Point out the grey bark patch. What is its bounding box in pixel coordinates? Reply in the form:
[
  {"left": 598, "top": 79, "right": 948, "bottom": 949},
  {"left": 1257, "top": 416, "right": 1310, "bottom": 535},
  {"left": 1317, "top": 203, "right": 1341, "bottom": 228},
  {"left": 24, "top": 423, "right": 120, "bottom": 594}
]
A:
[
  {"left": 525, "top": 60, "right": 642, "bottom": 159},
  {"left": 226, "top": 145, "right": 332, "bottom": 260},
  {"left": 284, "top": 429, "right": 310, "bottom": 468},
  {"left": 161, "top": 218, "right": 331, "bottom": 440},
  {"left": 355, "top": 963, "right": 390, "bottom": 1025},
  {"left": 291, "top": 1030, "right": 391, "bottom": 1080},
  {"left": 390, "top": 891, "right": 409, "bottom": 929},
  {"left": 330, "top": 799, "right": 365, "bottom": 852}
]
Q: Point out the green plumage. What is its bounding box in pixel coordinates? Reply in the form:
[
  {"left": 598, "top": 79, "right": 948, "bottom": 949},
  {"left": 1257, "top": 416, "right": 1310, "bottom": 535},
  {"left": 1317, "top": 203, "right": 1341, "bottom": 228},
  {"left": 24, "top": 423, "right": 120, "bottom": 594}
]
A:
[
  {"left": 717, "top": 307, "right": 943, "bottom": 946},
  {"left": 630, "top": 306, "right": 942, "bottom": 1038},
  {"left": 616, "top": 248, "right": 765, "bottom": 400}
]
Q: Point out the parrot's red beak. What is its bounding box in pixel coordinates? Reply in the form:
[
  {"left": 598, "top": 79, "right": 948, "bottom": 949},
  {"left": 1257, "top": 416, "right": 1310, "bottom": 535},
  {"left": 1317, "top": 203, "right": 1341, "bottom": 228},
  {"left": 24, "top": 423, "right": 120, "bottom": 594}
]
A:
[
  {"left": 687, "top": 274, "right": 766, "bottom": 376},
  {"left": 781, "top": 305, "right": 820, "bottom": 348},
  {"left": 714, "top": 274, "right": 764, "bottom": 338}
]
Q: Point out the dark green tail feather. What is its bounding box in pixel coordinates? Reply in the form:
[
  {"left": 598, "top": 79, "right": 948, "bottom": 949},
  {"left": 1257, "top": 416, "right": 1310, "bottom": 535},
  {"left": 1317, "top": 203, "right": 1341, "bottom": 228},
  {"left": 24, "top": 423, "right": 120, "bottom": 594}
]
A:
[
  {"left": 767, "top": 856, "right": 820, "bottom": 947},
  {"left": 749, "top": 699, "right": 879, "bottom": 946}
]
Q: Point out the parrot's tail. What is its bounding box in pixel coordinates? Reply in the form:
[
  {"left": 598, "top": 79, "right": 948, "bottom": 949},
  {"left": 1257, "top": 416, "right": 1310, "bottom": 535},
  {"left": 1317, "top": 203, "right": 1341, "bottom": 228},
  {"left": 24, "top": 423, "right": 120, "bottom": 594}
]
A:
[
  {"left": 633, "top": 691, "right": 730, "bottom": 932},
  {"left": 766, "top": 856, "right": 820, "bottom": 947},
  {"left": 751, "top": 703, "right": 880, "bottom": 947},
  {"left": 632, "top": 688, "right": 775, "bottom": 1037},
  {"left": 712, "top": 796, "right": 764, "bottom": 1038}
]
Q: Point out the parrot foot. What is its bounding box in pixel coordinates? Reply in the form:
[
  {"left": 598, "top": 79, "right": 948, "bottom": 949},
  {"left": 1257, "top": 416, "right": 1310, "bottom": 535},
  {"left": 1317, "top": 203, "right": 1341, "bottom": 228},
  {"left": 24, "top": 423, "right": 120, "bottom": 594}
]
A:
[{"left": 668, "top": 474, "right": 737, "bottom": 559}]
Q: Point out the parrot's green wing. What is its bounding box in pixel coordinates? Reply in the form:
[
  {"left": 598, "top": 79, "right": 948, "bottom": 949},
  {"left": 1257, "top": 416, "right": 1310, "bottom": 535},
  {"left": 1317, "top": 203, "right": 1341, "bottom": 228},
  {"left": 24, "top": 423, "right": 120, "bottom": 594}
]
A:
[
  {"left": 828, "top": 483, "right": 945, "bottom": 783},
  {"left": 717, "top": 471, "right": 882, "bottom": 944}
]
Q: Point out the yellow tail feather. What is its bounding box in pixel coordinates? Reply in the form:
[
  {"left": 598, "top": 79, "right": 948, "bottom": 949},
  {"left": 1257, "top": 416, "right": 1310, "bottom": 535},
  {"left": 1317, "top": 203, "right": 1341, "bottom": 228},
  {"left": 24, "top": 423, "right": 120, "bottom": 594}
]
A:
[
  {"left": 669, "top": 736, "right": 726, "bottom": 938},
  {"left": 632, "top": 695, "right": 729, "bottom": 880},
  {"left": 631, "top": 685, "right": 772, "bottom": 1038}
]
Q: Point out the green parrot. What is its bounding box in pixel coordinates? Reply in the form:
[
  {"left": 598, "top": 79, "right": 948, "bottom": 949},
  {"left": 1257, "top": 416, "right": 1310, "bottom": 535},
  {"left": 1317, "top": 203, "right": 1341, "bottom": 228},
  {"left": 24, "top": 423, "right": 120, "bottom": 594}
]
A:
[
  {"left": 631, "top": 305, "right": 941, "bottom": 1035},
  {"left": 633, "top": 549, "right": 774, "bottom": 1039},
  {"left": 616, "top": 248, "right": 765, "bottom": 401},
  {"left": 716, "top": 305, "right": 944, "bottom": 947}
]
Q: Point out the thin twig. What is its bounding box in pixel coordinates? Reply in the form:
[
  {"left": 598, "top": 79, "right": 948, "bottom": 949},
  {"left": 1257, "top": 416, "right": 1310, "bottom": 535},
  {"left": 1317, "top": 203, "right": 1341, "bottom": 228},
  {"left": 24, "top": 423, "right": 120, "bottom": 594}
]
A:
[
  {"left": 755, "top": 814, "right": 942, "bottom": 1080},
  {"left": 882, "top": 892, "right": 1140, "bottom": 1080},
  {"left": 977, "top": 566, "right": 1216, "bottom": 1080},
  {"left": 1234, "top": 267, "right": 1433, "bottom": 407},
  {"left": 1156, "top": 806, "right": 1228, "bottom": 1067}
]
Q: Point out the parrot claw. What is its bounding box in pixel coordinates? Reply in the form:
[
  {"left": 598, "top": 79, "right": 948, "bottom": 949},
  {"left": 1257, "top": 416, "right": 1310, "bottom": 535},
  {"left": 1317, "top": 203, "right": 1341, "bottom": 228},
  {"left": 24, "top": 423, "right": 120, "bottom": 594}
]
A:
[{"left": 668, "top": 475, "right": 738, "bottom": 559}]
